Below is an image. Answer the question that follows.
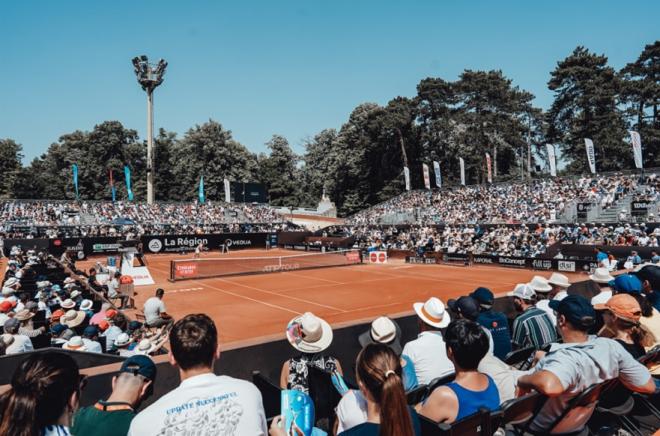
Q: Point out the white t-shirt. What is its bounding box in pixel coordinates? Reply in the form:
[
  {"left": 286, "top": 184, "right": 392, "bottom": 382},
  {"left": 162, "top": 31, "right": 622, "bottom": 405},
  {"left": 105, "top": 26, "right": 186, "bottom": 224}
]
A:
[
  {"left": 402, "top": 331, "right": 455, "bottom": 385},
  {"left": 144, "top": 297, "right": 166, "bottom": 324},
  {"left": 5, "top": 334, "right": 34, "bottom": 354},
  {"left": 128, "top": 373, "right": 267, "bottom": 436},
  {"left": 82, "top": 338, "right": 103, "bottom": 353},
  {"left": 336, "top": 390, "right": 368, "bottom": 433}
]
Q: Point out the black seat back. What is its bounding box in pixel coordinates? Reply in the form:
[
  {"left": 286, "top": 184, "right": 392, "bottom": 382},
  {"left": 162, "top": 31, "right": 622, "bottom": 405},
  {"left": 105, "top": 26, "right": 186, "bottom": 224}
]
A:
[
  {"left": 492, "top": 392, "right": 546, "bottom": 432},
  {"left": 406, "top": 384, "right": 428, "bottom": 405},
  {"left": 307, "top": 365, "right": 342, "bottom": 429},
  {"left": 252, "top": 371, "right": 281, "bottom": 419},
  {"left": 548, "top": 382, "right": 604, "bottom": 434},
  {"left": 504, "top": 345, "right": 536, "bottom": 369},
  {"left": 420, "top": 408, "right": 491, "bottom": 436}
]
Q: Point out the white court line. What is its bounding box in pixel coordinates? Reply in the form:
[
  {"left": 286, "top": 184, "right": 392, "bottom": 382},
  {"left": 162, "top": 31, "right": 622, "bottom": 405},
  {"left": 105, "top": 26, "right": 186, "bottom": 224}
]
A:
[
  {"left": 147, "top": 264, "right": 301, "bottom": 315},
  {"left": 281, "top": 271, "right": 345, "bottom": 284},
  {"left": 359, "top": 265, "right": 520, "bottom": 287}
]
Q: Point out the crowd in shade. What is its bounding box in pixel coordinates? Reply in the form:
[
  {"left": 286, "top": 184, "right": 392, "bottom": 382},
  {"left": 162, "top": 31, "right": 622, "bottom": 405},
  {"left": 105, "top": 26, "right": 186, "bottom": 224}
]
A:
[
  {"left": 331, "top": 222, "right": 660, "bottom": 259},
  {"left": 0, "top": 201, "right": 301, "bottom": 238},
  {"left": 0, "top": 245, "right": 170, "bottom": 359},
  {"left": 0, "top": 267, "right": 659, "bottom": 435},
  {"left": 348, "top": 173, "right": 660, "bottom": 225}
]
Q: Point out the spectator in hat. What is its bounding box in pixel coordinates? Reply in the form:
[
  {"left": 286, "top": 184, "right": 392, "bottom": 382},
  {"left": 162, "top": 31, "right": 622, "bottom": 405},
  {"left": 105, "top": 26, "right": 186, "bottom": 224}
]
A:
[
  {"left": 90, "top": 302, "right": 112, "bottom": 325},
  {"left": 419, "top": 320, "right": 500, "bottom": 424},
  {"left": 529, "top": 275, "right": 557, "bottom": 326},
  {"left": 279, "top": 311, "right": 342, "bottom": 393},
  {"left": 3, "top": 318, "right": 34, "bottom": 354},
  {"left": 595, "top": 293, "right": 651, "bottom": 358},
  {"left": 448, "top": 296, "right": 494, "bottom": 354},
  {"left": 82, "top": 325, "right": 103, "bottom": 353},
  {"left": 632, "top": 264, "right": 660, "bottom": 312},
  {"left": 517, "top": 295, "right": 655, "bottom": 434},
  {"left": 80, "top": 299, "right": 94, "bottom": 317},
  {"left": 402, "top": 297, "right": 454, "bottom": 384},
  {"left": 128, "top": 314, "right": 267, "bottom": 435},
  {"left": 589, "top": 267, "right": 614, "bottom": 305},
  {"left": 509, "top": 284, "right": 557, "bottom": 350},
  {"left": 357, "top": 316, "right": 417, "bottom": 390},
  {"left": 114, "top": 333, "right": 133, "bottom": 356},
  {"left": 73, "top": 355, "right": 157, "bottom": 436},
  {"left": 547, "top": 272, "right": 570, "bottom": 301},
  {"left": 61, "top": 309, "right": 87, "bottom": 335},
  {"left": 63, "top": 336, "right": 88, "bottom": 352},
  {"left": 134, "top": 339, "right": 155, "bottom": 356},
  {"left": 103, "top": 310, "right": 125, "bottom": 350},
  {"left": 0, "top": 300, "right": 16, "bottom": 327},
  {"left": 0, "top": 352, "right": 83, "bottom": 435},
  {"left": 16, "top": 308, "right": 46, "bottom": 338},
  {"left": 143, "top": 289, "right": 172, "bottom": 328}
]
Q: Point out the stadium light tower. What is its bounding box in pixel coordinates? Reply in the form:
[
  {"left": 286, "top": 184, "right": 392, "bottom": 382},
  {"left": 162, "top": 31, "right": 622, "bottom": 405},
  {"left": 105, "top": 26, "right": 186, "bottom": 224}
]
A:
[{"left": 132, "top": 55, "right": 167, "bottom": 204}]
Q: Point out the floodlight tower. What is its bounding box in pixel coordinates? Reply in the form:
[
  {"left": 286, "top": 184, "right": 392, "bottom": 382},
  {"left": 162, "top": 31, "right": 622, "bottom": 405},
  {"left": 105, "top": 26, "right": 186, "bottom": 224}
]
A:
[{"left": 132, "top": 55, "right": 167, "bottom": 204}]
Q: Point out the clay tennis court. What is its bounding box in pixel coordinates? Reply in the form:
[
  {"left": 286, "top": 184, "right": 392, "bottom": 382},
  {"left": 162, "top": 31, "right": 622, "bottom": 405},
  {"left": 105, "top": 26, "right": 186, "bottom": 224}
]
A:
[{"left": 82, "top": 249, "right": 584, "bottom": 347}]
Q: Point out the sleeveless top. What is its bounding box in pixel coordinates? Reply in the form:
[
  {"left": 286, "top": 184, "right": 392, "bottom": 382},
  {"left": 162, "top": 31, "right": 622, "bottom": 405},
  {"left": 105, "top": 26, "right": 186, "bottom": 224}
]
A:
[
  {"left": 287, "top": 353, "right": 338, "bottom": 394},
  {"left": 446, "top": 375, "right": 500, "bottom": 421}
]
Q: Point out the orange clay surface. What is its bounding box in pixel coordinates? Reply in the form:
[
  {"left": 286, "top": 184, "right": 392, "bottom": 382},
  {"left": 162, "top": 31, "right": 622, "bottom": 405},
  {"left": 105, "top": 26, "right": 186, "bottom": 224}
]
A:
[{"left": 79, "top": 249, "right": 585, "bottom": 349}]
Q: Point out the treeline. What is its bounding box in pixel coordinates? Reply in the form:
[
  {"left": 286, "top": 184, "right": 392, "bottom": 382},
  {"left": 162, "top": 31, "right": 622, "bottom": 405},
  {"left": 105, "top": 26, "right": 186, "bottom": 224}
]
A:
[{"left": 0, "top": 42, "right": 658, "bottom": 216}]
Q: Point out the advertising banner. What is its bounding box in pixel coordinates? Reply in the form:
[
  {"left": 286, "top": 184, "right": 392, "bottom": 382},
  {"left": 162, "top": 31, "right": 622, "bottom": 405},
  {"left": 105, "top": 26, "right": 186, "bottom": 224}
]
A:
[
  {"left": 584, "top": 138, "right": 596, "bottom": 174},
  {"left": 459, "top": 158, "right": 466, "bottom": 186},
  {"left": 422, "top": 164, "right": 431, "bottom": 190},
  {"left": 632, "top": 201, "right": 649, "bottom": 216},
  {"left": 630, "top": 131, "right": 643, "bottom": 169},
  {"left": 546, "top": 144, "right": 557, "bottom": 177},
  {"left": 368, "top": 251, "right": 388, "bottom": 264},
  {"left": 433, "top": 161, "right": 442, "bottom": 188},
  {"left": 405, "top": 256, "right": 437, "bottom": 265},
  {"left": 142, "top": 233, "right": 268, "bottom": 253}
]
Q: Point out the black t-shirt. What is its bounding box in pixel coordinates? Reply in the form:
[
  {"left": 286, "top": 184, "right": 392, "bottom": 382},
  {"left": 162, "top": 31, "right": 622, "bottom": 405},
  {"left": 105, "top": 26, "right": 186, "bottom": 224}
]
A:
[
  {"left": 339, "top": 408, "right": 421, "bottom": 436},
  {"left": 615, "top": 339, "right": 645, "bottom": 359}
]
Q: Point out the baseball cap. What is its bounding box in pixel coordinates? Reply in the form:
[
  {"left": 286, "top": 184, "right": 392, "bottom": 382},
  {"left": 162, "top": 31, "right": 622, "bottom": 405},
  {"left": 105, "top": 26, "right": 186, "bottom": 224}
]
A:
[
  {"left": 470, "top": 287, "right": 494, "bottom": 306},
  {"left": 0, "top": 301, "right": 13, "bottom": 313},
  {"left": 608, "top": 275, "right": 642, "bottom": 294},
  {"left": 447, "top": 296, "right": 480, "bottom": 321},
  {"left": 98, "top": 320, "right": 110, "bottom": 331},
  {"left": 51, "top": 309, "right": 65, "bottom": 321},
  {"left": 594, "top": 293, "right": 642, "bottom": 323},
  {"left": 83, "top": 325, "right": 99, "bottom": 338},
  {"left": 51, "top": 324, "right": 67, "bottom": 336},
  {"left": 633, "top": 265, "right": 660, "bottom": 290},
  {"left": 549, "top": 295, "right": 596, "bottom": 329},
  {"left": 105, "top": 309, "right": 118, "bottom": 320},
  {"left": 3, "top": 317, "right": 19, "bottom": 331},
  {"left": 120, "top": 355, "right": 157, "bottom": 382},
  {"left": 507, "top": 284, "right": 536, "bottom": 301},
  {"left": 128, "top": 320, "right": 143, "bottom": 331}
]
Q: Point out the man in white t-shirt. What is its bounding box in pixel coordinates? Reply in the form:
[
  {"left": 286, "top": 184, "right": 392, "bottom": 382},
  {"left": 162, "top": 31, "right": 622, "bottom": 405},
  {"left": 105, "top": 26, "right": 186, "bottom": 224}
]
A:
[
  {"left": 143, "top": 288, "right": 172, "bottom": 328},
  {"left": 128, "top": 314, "right": 267, "bottom": 436},
  {"left": 402, "top": 297, "right": 454, "bottom": 384}
]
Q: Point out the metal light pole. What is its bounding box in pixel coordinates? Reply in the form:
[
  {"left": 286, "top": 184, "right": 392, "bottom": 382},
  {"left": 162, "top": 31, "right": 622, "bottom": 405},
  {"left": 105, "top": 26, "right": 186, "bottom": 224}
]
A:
[{"left": 132, "top": 55, "right": 167, "bottom": 204}]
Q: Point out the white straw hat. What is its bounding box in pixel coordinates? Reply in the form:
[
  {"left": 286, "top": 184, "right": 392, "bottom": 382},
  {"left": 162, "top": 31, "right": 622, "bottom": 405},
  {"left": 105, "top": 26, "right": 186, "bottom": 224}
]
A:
[
  {"left": 61, "top": 299, "right": 76, "bottom": 309},
  {"left": 79, "top": 299, "right": 93, "bottom": 311},
  {"left": 63, "top": 336, "right": 87, "bottom": 351},
  {"left": 528, "top": 276, "right": 552, "bottom": 293},
  {"left": 589, "top": 268, "right": 614, "bottom": 284},
  {"left": 548, "top": 273, "right": 571, "bottom": 289},
  {"left": 114, "top": 333, "right": 132, "bottom": 348},
  {"left": 413, "top": 297, "right": 451, "bottom": 328},
  {"left": 286, "top": 312, "right": 333, "bottom": 353},
  {"left": 61, "top": 309, "right": 86, "bottom": 328},
  {"left": 508, "top": 284, "right": 536, "bottom": 300}
]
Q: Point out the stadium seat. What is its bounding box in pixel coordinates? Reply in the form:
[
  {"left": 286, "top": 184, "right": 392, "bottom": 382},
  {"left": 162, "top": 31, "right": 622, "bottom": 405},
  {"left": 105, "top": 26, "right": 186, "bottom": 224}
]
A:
[
  {"left": 420, "top": 408, "right": 492, "bottom": 436},
  {"left": 425, "top": 373, "right": 456, "bottom": 400},
  {"left": 406, "top": 384, "right": 429, "bottom": 405},
  {"left": 307, "top": 365, "right": 342, "bottom": 431},
  {"left": 504, "top": 346, "right": 536, "bottom": 370},
  {"left": 546, "top": 382, "right": 605, "bottom": 435},
  {"left": 251, "top": 371, "right": 281, "bottom": 420},
  {"left": 490, "top": 392, "right": 546, "bottom": 434}
]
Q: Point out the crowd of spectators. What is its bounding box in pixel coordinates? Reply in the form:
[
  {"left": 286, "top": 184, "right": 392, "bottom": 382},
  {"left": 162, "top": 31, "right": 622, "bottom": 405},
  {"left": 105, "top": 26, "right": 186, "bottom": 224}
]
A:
[
  {"left": 348, "top": 173, "right": 659, "bottom": 225},
  {"left": 0, "top": 246, "right": 170, "bottom": 359},
  {"left": 0, "top": 200, "right": 297, "bottom": 238},
  {"left": 1, "top": 267, "right": 659, "bottom": 435}
]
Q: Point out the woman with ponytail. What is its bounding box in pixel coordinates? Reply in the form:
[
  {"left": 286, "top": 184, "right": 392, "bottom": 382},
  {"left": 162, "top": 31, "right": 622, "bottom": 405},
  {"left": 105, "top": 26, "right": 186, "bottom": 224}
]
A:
[
  {"left": 0, "top": 351, "right": 83, "bottom": 436},
  {"left": 338, "top": 343, "right": 420, "bottom": 436}
]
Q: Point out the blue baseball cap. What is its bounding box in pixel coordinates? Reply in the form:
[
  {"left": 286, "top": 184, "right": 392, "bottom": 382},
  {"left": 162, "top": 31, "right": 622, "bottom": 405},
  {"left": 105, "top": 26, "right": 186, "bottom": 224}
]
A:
[
  {"left": 83, "top": 325, "right": 99, "bottom": 338},
  {"left": 608, "top": 275, "right": 642, "bottom": 294},
  {"left": 549, "top": 295, "right": 596, "bottom": 330},
  {"left": 470, "top": 287, "right": 494, "bottom": 306},
  {"left": 120, "top": 355, "right": 157, "bottom": 381},
  {"left": 51, "top": 324, "right": 67, "bottom": 336}
]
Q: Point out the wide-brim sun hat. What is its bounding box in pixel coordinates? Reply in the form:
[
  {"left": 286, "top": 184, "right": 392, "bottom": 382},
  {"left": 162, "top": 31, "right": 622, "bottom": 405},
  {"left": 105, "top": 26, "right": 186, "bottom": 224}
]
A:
[
  {"left": 413, "top": 297, "right": 451, "bottom": 328},
  {"left": 79, "top": 299, "right": 93, "bottom": 311},
  {"left": 114, "top": 333, "right": 132, "bottom": 348},
  {"left": 61, "top": 299, "right": 76, "bottom": 309},
  {"left": 528, "top": 275, "right": 552, "bottom": 293},
  {"left": 135, "top": 338, "right": 156, "bottom": 355},
  {"left": 62, "top": 309, "right": 86, "bottom": 328},
  {"left": 548, "top": 272, "right": 571, "bottom": 289},
  {"left": 358, "top": 316, "right": 402, "bottom": 355},
  {"left": 63, "top": 336, "right": 87, "bottom": 351},
  {"left": 286, "top": 312, "right": 333, "bottom": 353},
  {"left": 589, "top": 267, "right": 615, "bottom": 284}
]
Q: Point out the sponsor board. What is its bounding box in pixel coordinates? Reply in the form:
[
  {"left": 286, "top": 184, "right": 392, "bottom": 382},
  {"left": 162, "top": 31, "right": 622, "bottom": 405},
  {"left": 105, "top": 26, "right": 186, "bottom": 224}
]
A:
[
  {"left": 472, "top": 256, "right": 495, "bottom": 264},
  {"left": 532, "top": 259, "right": 553, "bottom": 270},
  {"left": 497, "top": 256, "right": 527, "bottom": 268},
  {"left": 345, "top": 251, "right": 362, "bottom": 263},
  {"left": 143, "top": 233, "right": 267, "bottom": 253},
  {"left": 406, "top": 256, "right": 437, "bottom": 265},
  {"left": 443, "top": 253, "right": 469, "bottom": 263},
  {"left": 557, "top": 260, "right": 576, "bottom": 272},
  {"left": 368, "top": 251, "right": 388, "bottom": 264},
  {"left": 174, "top": 262, "right": 198, "bottom": 279},
  {"left": 92, "top": 243, "right": 122, "bottom": 253},
  {"left": 263, "top": 263, "right": 300, "bottom": 272}
]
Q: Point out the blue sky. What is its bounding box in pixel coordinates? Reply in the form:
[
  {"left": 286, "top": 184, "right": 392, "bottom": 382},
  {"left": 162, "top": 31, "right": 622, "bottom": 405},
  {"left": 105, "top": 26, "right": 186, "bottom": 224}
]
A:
[{"left": 2, "top": 1, "right": 658, "bottom": 162}]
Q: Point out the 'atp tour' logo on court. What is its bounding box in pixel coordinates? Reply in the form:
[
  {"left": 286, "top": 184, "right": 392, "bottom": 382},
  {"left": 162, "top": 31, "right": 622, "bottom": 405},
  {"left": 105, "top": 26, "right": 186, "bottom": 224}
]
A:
[{"left": 148, "top": 239, "right": 163, "bottom": 253}]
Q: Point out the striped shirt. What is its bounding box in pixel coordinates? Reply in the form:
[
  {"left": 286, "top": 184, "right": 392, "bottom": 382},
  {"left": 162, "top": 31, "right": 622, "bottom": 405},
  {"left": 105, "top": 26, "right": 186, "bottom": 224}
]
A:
[{"left": 512, "top": 306, "right": 557, "bottom": 349}]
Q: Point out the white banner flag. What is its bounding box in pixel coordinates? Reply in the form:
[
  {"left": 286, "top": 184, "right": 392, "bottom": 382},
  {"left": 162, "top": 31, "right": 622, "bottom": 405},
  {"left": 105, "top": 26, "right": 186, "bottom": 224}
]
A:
[
  {"left": 546, "top": 144, "right": 557, "bottom": 177},
  {"left": 459, "top": 158, "right": 466, "bottom": 186},
  {"left": 422, "top": 164, "right": 431, "bottom": 190},
  {"left": 584, "top": 138, "right": 596, "bottom": 174},
  {"left": 630, "top": 131, "right": 643, "bottom": 169},
  {"left": 485, "top": 153, "right": 492, "bottom": 183},
  {"left": 403, "top": 167, "right": 411, "bottom": 191},
  {"left": 433, "top": 161, "right": 442, "bottom": 188},
  {"left": 224, "top": 178, "right": 231, "bottom": 202}
]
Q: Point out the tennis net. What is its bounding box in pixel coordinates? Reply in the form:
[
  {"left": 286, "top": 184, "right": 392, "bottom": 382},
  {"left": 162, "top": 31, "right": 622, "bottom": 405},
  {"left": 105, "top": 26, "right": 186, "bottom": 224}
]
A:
[{"left": 169, "top": 249, "right": 363, "bottom": 281}]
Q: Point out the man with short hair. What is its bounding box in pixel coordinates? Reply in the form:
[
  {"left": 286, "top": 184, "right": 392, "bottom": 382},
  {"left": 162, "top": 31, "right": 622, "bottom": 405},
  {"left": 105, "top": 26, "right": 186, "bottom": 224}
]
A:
[
  {"left": 402, "top": 297, "right": 454, "bottom": 384},
  {"left": 470, "top": 287, "right": 512, "bottom": 360},
  {"left": 128, "top": 314, "right": 267, "bottom": 435},
  {"left": 73, "top": 355, "right": 157, "bottom": 436},
  {"left": 517, "top": 295, "right": 655, "bottom": 434},
  {"left": 82, "top": 325, "right": 103, "bottom": 353},
  {"left": 509, "top": 284, "right": 557, "bottom": 349},
  {"left": 2, "top": 317, "right": 33, "bottom": 354},
  {"left": 447, "top": 296, "right": 494, "bottom": 354},
  {"left": 143, "top": 288, "right": 172, "bottom": 328}
]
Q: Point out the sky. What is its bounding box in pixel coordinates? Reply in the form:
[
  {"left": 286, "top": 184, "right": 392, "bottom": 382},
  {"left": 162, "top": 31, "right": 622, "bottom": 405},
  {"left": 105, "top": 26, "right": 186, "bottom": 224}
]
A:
[{"left": 1, "top": 1, "right": 658, "bottom": 163}]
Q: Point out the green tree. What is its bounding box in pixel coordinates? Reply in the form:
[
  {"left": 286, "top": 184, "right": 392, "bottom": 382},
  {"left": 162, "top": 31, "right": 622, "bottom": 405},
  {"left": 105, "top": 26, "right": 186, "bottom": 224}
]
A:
[
  {"left": 0, "top": 139, "right": 24, "bottom": 198},
  {"left": 620, "top": 41, "right": 660, "bottom": 166},
  {"left": 299, "top": 129, "right": 339, "bottom": 207},
  {"left": 259, "top": 135, "right": 299, "bottom": 207},
  {"left": 547, "top": 47, "right": 629, "bottom": 172}
]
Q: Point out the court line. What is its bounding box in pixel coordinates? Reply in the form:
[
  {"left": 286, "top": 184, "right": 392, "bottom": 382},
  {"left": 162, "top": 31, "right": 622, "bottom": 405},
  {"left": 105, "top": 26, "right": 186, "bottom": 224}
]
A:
[{"left": 281, "top": 271, "right": 345, "bottom": 284}]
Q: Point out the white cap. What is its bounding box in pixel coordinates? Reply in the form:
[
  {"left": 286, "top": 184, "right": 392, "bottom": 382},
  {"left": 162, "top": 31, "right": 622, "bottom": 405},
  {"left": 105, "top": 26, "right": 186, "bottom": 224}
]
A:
[{"left": 507, "top": 284, "right": 536, "bottom": 300}]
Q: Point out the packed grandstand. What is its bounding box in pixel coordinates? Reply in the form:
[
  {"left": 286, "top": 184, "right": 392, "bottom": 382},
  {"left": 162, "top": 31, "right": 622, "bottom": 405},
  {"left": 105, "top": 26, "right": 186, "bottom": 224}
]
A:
[{"left": 0, "top": 169, "right": 659, "bottom": 436}]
